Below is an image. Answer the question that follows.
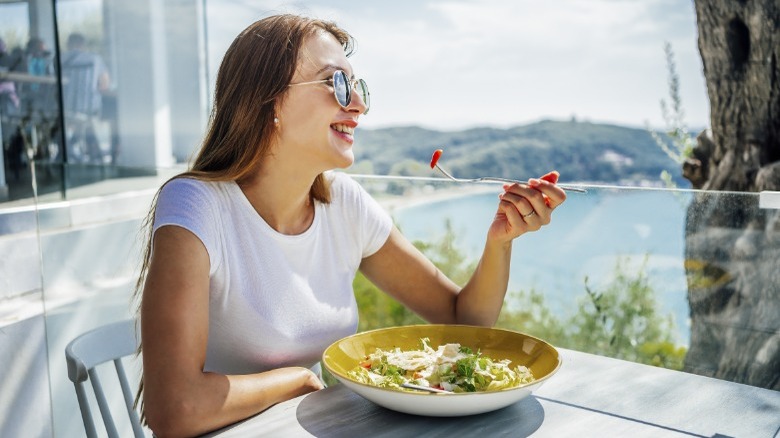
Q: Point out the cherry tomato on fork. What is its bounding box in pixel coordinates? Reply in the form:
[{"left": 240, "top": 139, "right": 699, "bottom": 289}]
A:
[{"left": 430, "top": 149, "right": 443, "bottom": 169}]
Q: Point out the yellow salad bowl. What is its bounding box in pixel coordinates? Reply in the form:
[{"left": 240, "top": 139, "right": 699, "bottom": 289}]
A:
[{"left": 322, "top": 324, "right": 561, "bottom": 416}]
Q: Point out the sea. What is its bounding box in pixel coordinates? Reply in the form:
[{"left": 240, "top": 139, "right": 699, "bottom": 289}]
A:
[{"left": 393, "top": 187, "right": 693, "bottom": 346}]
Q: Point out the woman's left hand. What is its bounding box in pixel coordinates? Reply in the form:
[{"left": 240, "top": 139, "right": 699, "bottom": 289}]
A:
[{"left": 488, "top": 170, "right": 567, "bottom": 244}]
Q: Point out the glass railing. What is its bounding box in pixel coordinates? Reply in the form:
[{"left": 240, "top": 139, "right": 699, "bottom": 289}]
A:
[
  {"left": 354, "top": 175, "right": 779, "bottom": 388},
  {"left": 0, "top": 170, "right": 777, "bottom": 437},
  {"left": 37, "top": 166, "right": 181, "bottom": 437}
]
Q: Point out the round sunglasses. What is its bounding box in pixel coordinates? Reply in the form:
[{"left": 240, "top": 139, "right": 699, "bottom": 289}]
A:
[{"left": 289, "top": 70, "right": 370, "bottom": 115}]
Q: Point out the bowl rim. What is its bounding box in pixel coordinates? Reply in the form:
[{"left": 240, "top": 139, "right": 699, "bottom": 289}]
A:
[{"left": 322, "top": 324, "right": 563, "bottom": 397}]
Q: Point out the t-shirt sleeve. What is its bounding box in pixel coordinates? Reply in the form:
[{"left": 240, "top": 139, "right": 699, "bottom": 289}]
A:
[
  {"left": 153, "top": 178, "right": 221, "bottom": 275},
  {"left": 331, "top": 172, "right": 393, "bottom": 258}
]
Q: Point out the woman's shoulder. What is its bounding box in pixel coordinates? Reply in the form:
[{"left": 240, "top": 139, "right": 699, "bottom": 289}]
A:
[
  {"left": 159, "top": 176, "right": 234, "bottom": 206},
  {"left": 162, "top": 176, "right": 228, "bottom": 193}
]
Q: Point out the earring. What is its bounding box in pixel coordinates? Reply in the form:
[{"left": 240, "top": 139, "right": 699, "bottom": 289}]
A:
[{"left": 274, "top": 117, "right": 279, "bottom": 125}]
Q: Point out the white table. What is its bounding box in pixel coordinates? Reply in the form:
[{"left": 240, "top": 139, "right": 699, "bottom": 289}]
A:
[{"left": 203, "top": 349, "right": 780, "bottom": 437}]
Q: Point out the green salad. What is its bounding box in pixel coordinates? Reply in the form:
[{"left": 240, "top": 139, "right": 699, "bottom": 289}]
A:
[{"left": 347, "top": 337, "right": 535, "bottom": 393}]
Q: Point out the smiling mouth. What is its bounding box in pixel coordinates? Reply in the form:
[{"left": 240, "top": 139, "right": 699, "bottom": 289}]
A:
[{"left": 331, "top": 123, "right": 355, "bottom": 135}]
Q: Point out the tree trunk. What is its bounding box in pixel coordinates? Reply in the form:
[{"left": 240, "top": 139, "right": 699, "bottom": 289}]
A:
[{"left": 684, "top": 0, "right": 780, "bottom": 389}]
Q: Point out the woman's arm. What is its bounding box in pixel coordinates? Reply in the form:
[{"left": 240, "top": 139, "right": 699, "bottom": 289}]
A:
[
  {"left": 141, "top": 226, "right": 323, "bottom": 438},
  {"left": 360, "top": 173, "right": 566, "bottom": 327}
]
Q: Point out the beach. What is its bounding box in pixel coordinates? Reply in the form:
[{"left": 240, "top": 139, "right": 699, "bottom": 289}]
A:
[{"left": 370, "top": 182, "right": 503, "bottom": 214}]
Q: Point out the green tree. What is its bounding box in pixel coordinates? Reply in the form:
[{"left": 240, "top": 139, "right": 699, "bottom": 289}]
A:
[
  {"left": 566, "top": 257, "right": 685, "bottom": 370},
  {"left": 354, "top": 219, "right": 475, "bottom": 331},
  {"left": 354, "top": 271, "right": 424, "bottom": 331},
  {"left": 646, "top": 42, "right": 694, "bottom": 189},
  {"left": 496, "top": 289, "right": 568, "bottom": 346},
  {"left": 355, "top": 223, "right": 686, "bottom": 370}
]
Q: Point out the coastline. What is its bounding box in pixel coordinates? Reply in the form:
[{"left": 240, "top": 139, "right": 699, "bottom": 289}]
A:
[{"left": 374, "top": 184, "right": 500, "bottom": 215}]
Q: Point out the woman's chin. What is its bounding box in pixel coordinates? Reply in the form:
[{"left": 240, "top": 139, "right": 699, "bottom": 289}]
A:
[
  {"left": 331, "top": 149, "right": 354, "bottom": 169},
  {"left": 334, "top": 157, "right": 355, "bottom": 170}
]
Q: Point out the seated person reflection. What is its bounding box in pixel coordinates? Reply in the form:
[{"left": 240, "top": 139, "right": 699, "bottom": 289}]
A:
[
  {"left": 22, "top": 37, "right": 53, "bottom": 80},
  {"left": 0, "top": 37, "right": 20, "bottom": 111},
  {"left": 61, "top": 33, "right": 110, "bottom": 163},
  {"left": 19, "top": 37, "right": 54, "bottom": 108},
  {"left": 3, "top": 37, "right": 56, "bottom": 176},
  {"left": 0, "top": 37, "right": 20, "bottom": 172},
  {"left": 135, "top": 14, "right": 568, "bottom": 437}
]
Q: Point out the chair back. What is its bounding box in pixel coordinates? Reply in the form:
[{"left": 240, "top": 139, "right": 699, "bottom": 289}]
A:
[
  {"left": 61, "top": 56, "right": 102, "bottom": 116},
  {"left": 65, "top": 319, "right": 145, "bottom": 438}
]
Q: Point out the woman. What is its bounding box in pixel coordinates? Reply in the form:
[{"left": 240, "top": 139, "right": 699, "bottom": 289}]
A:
[{"left": 137, "top": 14, "right": 566, "bottom": 437}]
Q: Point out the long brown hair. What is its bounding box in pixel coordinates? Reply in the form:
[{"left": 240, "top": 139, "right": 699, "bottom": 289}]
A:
[{"left": 133, "top": 14, "right": 355, "bottom": 419}]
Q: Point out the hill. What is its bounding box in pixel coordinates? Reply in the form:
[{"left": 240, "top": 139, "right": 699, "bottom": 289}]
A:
[{"left": 350, "top": 119, "right": 686, "bottom": 186}]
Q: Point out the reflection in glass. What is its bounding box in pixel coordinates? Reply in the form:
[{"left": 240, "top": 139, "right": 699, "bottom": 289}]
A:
[
  {"left": 61, "top": 32, "right": 111, "bottom": 165},
  {"left": 684, "top": 190, "right": 780, "bottom": 389},
  {"left": 0, "top": 0, "right": 61, "bottom": 202}
]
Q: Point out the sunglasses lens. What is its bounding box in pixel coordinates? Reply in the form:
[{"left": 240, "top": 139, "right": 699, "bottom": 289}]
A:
[
  {"left": 333, "top": 71, "right": 350, "bottom": 107},
  {"left": 357, "top": 79, "right": 370, "bottom": 115}
]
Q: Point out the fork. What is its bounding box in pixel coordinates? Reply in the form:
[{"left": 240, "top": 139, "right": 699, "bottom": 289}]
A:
[
  {"left": 400, "top": 382, "right": 453, "bottom": 394},
  {"left": 433, "top": 163, "right": 588, "bottom": 193}
]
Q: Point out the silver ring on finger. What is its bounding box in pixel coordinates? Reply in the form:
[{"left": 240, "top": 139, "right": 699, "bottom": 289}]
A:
[{"left": 522, "top": 210, "right": 536, "bottom": 218}]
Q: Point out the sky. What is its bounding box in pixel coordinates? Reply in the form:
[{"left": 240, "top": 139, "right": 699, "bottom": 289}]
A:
[
  {"left": 206, "top": 0, "right": 710, "bottom": 132},
  {"left": 1, "top": 0, "right": 709, "bottom": 132}
]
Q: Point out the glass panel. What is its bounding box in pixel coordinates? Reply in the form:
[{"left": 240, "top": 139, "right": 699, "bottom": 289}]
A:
[
  {"left": 52, "top": 0, "right": 131, "bottom": 197},
  {"left": 0, "top": 1, "right": 58, "bottom": 436},
  {"left": 1, "top": 0, "right": 61, "bottom": 204},
  {"left": 354, "top": 176, "right": 779, "bottom": 388},
  {"left": 40, "top": 162, "right": 175, "bottom": 437},
  {"left": 40, "top": 164, "right": 175, "bottom": 437},
  {"left": 2, "top": 0, "right": 211, "bottom": 207},
  {"left": 57, "top": 0, "right": 111, "bottom": 166},
  {"left": 0, "top": 181, "right": 49, "bottom": 437},
  {"left": 39, "top": 0, "right": 209, "bottom": 434}
]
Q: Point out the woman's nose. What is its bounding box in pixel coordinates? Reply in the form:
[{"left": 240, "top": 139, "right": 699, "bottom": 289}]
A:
[{"left": 347, "top": 90, "right": 368, "bottom": 115}]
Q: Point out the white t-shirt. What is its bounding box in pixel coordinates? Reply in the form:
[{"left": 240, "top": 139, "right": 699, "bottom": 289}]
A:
[{"left": 152, "top": 172, "right": 393, "bottom": 375}]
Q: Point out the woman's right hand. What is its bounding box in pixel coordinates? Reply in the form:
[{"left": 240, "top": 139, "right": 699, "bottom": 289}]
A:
[{"left": 301, "top": 368, "right": 326, "bottom": 392}]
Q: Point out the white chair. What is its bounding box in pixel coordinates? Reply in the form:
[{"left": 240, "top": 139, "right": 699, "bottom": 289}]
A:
[{"left": 65, "top": 319, "right": 145, "bottom": 438}]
